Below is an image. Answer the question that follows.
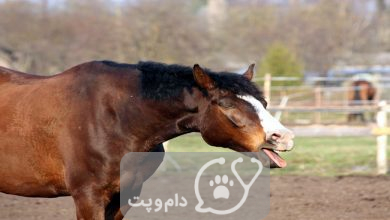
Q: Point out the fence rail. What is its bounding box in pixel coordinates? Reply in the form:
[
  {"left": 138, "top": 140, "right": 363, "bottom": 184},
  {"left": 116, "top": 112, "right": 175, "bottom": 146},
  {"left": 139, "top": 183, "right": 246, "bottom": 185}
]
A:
[
  {"left": 253, "top": 76, "right": 390, "bottom": 82},
  {"left": 268, "top": 106, "right": 378, "bottom": 113},
  {"left": 268, "top": 101, "right": 390, "bottom": 175},
  {"left": 257, "top": 74, "right": 390, "bottom": 174}
]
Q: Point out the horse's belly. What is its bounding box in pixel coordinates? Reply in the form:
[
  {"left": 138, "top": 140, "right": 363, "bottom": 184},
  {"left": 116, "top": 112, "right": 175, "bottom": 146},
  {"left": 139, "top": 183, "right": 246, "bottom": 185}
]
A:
[
  {"left": 0, "top": 87, "right": 70, "bottom": 197},
  {"left": 0, "top": 139, "right": 68, "bottom": 197}
]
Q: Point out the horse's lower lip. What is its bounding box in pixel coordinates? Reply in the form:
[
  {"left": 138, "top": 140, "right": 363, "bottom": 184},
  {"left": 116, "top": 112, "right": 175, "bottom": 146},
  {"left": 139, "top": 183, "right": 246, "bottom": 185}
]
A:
[{"left": 261, "top": 148, "right": 287, "bottom": 168}]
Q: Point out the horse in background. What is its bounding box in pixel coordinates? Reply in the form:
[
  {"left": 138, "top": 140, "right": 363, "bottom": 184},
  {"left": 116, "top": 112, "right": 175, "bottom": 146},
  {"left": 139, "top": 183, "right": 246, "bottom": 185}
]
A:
[{"left": 347, "top": 79, "right": 377, "bottom": 122}]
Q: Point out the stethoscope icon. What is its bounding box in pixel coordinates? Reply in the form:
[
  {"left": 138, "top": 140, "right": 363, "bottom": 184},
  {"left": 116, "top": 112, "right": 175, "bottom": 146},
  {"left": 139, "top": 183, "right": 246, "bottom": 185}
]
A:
[{"left": 194, "top": 157, "right": 263, "bottom": 215}]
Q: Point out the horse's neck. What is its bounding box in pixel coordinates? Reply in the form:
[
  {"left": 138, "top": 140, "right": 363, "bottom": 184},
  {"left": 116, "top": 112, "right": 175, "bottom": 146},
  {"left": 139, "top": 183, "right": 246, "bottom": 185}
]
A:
[{"left": 133, "top": 96, "right": 201, "bottom": 150}]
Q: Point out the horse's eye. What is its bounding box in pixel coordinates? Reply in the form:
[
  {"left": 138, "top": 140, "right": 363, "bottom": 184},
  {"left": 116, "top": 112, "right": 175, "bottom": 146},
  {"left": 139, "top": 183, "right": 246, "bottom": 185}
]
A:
[{"left": 218, "top": 99, "right": 234, "bottom": 108}]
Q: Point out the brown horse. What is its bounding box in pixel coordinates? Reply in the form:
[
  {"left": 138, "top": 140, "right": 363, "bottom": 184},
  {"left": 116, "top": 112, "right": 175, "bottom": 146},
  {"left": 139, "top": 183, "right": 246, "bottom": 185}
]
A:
[
  {"left": 347, "top": 79, "right": 376, "bottom": 122},
  {"left": 0, "top": 61, "right": 294, "bottom": 220}
]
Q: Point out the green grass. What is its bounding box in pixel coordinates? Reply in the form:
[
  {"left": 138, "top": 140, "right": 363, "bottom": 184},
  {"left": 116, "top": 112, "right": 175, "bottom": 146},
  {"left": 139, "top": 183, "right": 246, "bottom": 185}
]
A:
[{"left": 167, "top": 134, "right": 390, "bottom": 176}]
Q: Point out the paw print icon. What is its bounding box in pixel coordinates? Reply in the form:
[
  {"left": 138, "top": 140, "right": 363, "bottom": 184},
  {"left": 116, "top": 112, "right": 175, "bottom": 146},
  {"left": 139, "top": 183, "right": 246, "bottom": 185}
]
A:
[
  {"left": 194, "top": 157, "right": 263, "bottom": 215},
  {"left": 210, "top": 175, "right": 234, "bottom": 199}
]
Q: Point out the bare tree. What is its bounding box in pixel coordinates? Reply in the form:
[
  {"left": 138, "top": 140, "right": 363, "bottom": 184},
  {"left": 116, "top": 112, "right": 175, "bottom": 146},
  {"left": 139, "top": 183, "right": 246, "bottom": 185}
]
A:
[{"left": 0, "top": 0, "right": 388, "bottom": 75}]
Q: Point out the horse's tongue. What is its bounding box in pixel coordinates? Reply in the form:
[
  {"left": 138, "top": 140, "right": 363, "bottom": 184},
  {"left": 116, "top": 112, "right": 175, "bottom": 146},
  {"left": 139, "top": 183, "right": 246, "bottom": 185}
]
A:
[{"left": 262, "top": 149, "right": 287, "bottom": 168}]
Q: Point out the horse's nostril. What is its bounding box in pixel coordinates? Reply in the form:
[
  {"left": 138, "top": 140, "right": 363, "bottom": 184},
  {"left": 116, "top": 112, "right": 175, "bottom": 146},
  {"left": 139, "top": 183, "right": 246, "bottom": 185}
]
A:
[{"left": 271, "top": 133, "right": 281, "bottom": 141}]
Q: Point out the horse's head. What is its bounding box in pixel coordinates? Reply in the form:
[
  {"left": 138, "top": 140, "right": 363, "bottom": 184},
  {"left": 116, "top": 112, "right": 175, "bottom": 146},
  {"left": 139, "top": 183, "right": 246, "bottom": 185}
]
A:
[{"left": 190, "top": 64, "right": 294, "bottom": 168}]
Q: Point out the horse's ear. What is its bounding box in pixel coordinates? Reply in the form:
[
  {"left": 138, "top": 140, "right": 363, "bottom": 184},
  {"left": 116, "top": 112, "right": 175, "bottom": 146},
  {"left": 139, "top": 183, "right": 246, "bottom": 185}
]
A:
[
  {"left": 243, "top": 64, "right": 255, "bottom": 81},
  {"left": 193, "top": 64, "right": 215, "bottom": 90}
]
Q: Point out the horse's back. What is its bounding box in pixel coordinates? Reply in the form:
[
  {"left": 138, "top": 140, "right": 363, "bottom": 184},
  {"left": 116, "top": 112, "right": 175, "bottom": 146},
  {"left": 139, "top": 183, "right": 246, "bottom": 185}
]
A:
[{"left": 0, "top": 66, "right": 47, "bottom": 84}]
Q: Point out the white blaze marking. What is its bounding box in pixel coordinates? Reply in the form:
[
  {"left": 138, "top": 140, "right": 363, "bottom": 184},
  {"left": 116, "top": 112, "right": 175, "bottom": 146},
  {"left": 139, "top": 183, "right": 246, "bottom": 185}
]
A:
[{"left": 237, "top": 95, "right": 291, "bottom": 137}]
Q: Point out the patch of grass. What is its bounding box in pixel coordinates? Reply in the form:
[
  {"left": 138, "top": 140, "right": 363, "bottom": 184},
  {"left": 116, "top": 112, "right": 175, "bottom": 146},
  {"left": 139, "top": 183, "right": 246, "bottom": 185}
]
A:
[{"left": 167, "top": 134, "right": 390, "bottom": 176}]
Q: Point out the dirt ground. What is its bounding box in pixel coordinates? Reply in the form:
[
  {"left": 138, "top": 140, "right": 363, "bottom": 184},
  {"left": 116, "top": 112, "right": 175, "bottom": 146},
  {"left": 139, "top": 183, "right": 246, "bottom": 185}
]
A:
[{"left": 0, "top": 175, "right": 389, "bottom": 220}]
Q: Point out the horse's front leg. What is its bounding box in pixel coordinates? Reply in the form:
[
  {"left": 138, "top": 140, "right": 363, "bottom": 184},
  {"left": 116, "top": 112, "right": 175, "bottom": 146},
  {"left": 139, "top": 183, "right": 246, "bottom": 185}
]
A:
[
  {"left": 107, "top": 143, "right": 165, "bottom": 220},
  {"left": 71, "top": 186, "right": 107, "bottom": 220},
  {"left": 104, "top": 192, "right": 123, "bottom": 220},
  {"left": 105, "top": 186, "right": 143, "bottom": 220}
]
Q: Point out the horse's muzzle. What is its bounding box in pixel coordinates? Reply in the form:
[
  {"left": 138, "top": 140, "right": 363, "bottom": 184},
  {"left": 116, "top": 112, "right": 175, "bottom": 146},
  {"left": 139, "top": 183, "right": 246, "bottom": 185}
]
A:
[{"left": 264, "top": 129, "right": 295, "bottom": 151}]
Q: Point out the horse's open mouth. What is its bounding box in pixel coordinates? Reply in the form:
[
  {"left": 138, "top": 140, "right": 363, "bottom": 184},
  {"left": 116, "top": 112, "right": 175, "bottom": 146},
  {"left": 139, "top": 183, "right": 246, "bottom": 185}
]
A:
[{"left": 261, "top": 148, "right": 287, "bottom": 168}]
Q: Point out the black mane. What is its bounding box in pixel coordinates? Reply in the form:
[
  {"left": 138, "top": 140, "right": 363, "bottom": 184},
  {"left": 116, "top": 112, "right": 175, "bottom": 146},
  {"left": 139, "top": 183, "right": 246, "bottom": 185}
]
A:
[{"left": 136, "top": 61, "right": 264, "bottom": 102}]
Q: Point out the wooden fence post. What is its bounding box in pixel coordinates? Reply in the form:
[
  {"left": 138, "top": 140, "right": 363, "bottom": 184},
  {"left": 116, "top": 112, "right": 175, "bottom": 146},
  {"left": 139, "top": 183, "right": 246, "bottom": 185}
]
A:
[
  {"left": 376, "top": 101, "right": 388, "bottom": 175},
  {"left": 315, "top": 86, "right": 322, "bottom": 124},
  {"left": 274, "top": 96, "right": 289, "bottom": 121},
  {"left": 264, "top": 73, "right": 271, "bottom": 104}
]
